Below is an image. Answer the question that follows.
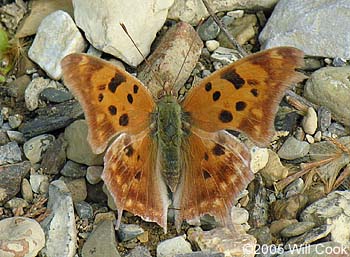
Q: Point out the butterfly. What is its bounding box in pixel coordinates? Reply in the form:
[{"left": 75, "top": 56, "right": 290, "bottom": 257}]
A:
[{"left": 61, "top": 46, "right": 305, "bottom": 233}]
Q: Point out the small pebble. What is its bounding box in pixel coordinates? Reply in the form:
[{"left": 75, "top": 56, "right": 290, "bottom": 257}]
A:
[
  {"left": 226, "top": 10, "right": 244, "bottom": 18},
  {"left": 21, "top": 178, "right": 33, "bottom": 202},
  {"left": 305, "top": 134, "right": 314, "bottom": 144},
  {"left": 205, "top": 40, "right": 220, "bottom": 52},
  {"left": 285, "top": 178, "right": 304, "bottom": 198},
  {"left": 231, "top": 207, "right": 249, "bottom": 224},
  {"left": 278, "top": 137, "right": 310, "bottom": 160},
  {"left": 75, "top": 201, "right": 93, "bottom": 220},
  {"left": 23, "top": 134, "right": 55, "bottom": 164},
  {"left": 6, "top": 130, "right": 25, "bottom": 144},
  {"left": 157, "top": 235, "right": 192, "bottom": 257},
  {"left": 317, "top": 106, "right": 331, "bottom": 131},
  {"left": 5, "top": 197, "right": 29, "bottom": 210},
  {"left": 30, "top": 174, "right": 49, "bottom": 194},
  {"left": 328, "top": 122, "right": 348, "bottom": 137},
  {"left": 332, "top": 57, "right": 347, "bottom": 67},
  {"left": 8, "top": 114, "right": 23, "bottom": 129},
  {"left": 117, "top": 223, "right": 145, "bottom": 242},
  {"left": 314, "top": 131, "right": 322, "bottom": 142},
  {"left": 197, "top": 17, "right": 220, "bottom": 41},
  {"left": 250, "top": 147, "right": 269, "bottom": 173},
  {"left": 280, "top": 221, "right": 315, "bottom": 238},
  {"left": 302, "top": 107, "right": 318, "bottom": 135},
  {"left": 86, "top": 166, "right": 103, "bottom": 184},
  {"left": 60, "top": 160, "right": 87, "bottom": 178},
  {"left": 213, "top": 61, "right": 223, "bottom": 70}
]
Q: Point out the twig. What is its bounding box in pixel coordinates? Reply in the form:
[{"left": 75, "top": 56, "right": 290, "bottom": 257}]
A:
[{"left": 201, "top": 0, "right": 247, "bottom": 57}]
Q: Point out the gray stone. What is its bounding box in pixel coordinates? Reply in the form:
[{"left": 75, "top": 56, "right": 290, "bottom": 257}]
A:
[
  {"left": 333, "top": 57, "right": 347, "bottom": 67},
  {"left": 6, "top": 130, "right": 25, "bottom": 144},
  {"left": 317, "top": 106, "right": 331, "bottom": 132},
  {"left": 30, "top": 174, "right": 49, "bottom": 194},
  {"left": 23, "top": 134, "right": 55, "bottom": 164},
  {"left": 248, "top": 226, "right": 272, "bottom": 245},
  {"left": 277, "top": 137, "right": 310, "bottom": 160},
  {"left": 86, "top": 166, "right": 103, "bottom": 184},
  {"left": 197, "top": 17, "right": 220, "bottom": 41},
  {"left": 280, "top": 222, "right": 315, "bottom": 238},
  {"left": 5, "top": 197, "right": 28, "bottom": 209},
  {"left": 210, "top": 47, "right": 242, "bottom": 65},
  {"left": 64, "top": 120, "right": 104, "bottom": 166},
  {"left": 304, "top": 67, "right": 350, "bottom": 126},
  {"left": 61, "top": 177, "right": 87, "bottom": 203},
  {"left": 0, "top": 217, "right": 45, "bottom": 257},
  {"left": 21, "top": 178, "right": 33, "bottom": 202},
  {"left": 75, "top": 201, "right": 93, "bottom": 220},
  {"left": 41, "top": 135, "right": 67, "bottom": 175},
  {"left": 82, "top": 220, "right": 121, "bottom": 257},
  {"left": 40, "top": 87, "right": 73, "bottom": 103},
  {"left": 41, "top": 180, "right": 77, "bottom": 257},
  {"left": 168, "top": 0, "right": 278, "bottom": 25},
  {"left": 0, "top": 141, "right": 22, "bottom": 165},
  {"left": 0, "top": 131, "right": 10, "bottom": 145},
  {"left": 117, "top": 223, "right": 145, "bottom": 242},
  {"left": 126, "top": 246, "right": 152, "bottom": 257},
  {"left": 259, "top": 0, "right": 350, "bottom": 59},
  {"left": 302, "top": 107, "right": 317, "bottom": 135},
  {"left": 60, "top": 160, "right": 87, "bottom": 178},
  {"left": 24, "top": 77, "right": 51, "bottom": 111},
  {"left": 328, "top": 122, "right": 348, "bottom": 137},
  {"left": 73, "top": 0, "right": 173, "bottom": 67},
  {"left": 8, "top": 114, "right": 23, "bottom": 129},
  {"left": 285, "top": 178, "right": 304, "bottom": 198},
  {"left": 28, "top": 10, "right": 87, "bottom": 79},
  {"left": 0, "top": 162, "right": 31, "bottom": 204},
  {"left": 157, "top": 235, "right": 192, "bottom": 257}
]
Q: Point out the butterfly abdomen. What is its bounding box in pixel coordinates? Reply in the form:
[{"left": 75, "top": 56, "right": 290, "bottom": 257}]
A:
[{"left": 156, "top": 95, "right": 183, "bottom": 192}]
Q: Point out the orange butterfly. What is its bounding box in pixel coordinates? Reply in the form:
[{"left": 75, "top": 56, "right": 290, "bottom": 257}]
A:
[{"left": 61, "top": 47, "right": 304, "bottom": 232}]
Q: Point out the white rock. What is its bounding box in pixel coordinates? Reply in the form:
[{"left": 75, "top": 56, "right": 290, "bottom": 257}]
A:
[
  {"left": 28, "top": 10, "right": 87, "bottom": 79},
  {"left": 250, "top": 146, "right": 269, "bottom": 173},
  {"left": 302, "top": 107, "right": 318, "bottom": 135},
  {"left": 168, "top": 0, "right": 278, "bottom": 25},
  {"left": 231, "top": 207, "right": 249, "bottom": 225},
  {"left": 259, "top": 0, "right": 350, "bottom": 59},
  {"left": 23, "top": 134, "right": 55, "bottom": 164},
  {"left": 211, "top": 46, "right": 242, "bottom": 64},
  {"left": 314, "top": 131, "right": 322, "bottom": 142},
  {"left": 205, "top": 40, "right": 220, "bottom": 52},
  {"left": 73, "top": 0, "right": 174, "bottom": 67},
  {"left": 0, "top": 217, "right": 45, "bottom": 257},
  {"left": 30, "top": 174, "right": 49, "bottom": 194},
  {"left": 24, "top": 77, "right": 52, "bottom": 111},
  {"left": 305, "top": 134, "right": 315, "bottom": 144},
  {"left": 41, "top": 180, "right": 77, "bottom": 257},
  {"left": 157, "top": 235, "right": 192, "bottom": 257},
  {"left": 86, "top": 166, "right": 103, "bottom": 184}
]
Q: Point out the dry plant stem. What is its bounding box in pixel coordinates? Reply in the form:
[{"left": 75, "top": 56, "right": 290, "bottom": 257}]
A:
[
  {"left": 333, "top": 164, "right": 350, "bottom": 190},
  {"left": 285, "top": 90, "right": 318, "bottom": 110},
  {"left": 201, "top": 0, "right": 247, "bottom": 56},
  {"left": 285, "top": 95, "right": 308, "bottom": 113},
  {"left": 274, "top": 167, "right": 314, "bottom": 192}
]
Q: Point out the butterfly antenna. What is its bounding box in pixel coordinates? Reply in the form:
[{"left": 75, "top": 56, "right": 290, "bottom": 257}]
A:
[
  {"left": 120, "top": 23, "right": 165, "bottom": 88},
  {"left": 172, "top": 19, "right": 204, "bottom": 87}
]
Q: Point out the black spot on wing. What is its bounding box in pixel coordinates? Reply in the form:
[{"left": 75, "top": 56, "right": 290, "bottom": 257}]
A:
[
  {"left": 203, "top": 169, "right": 211, "bottom": 179},
  {"left": 119, "top": 113, "right": 129, "bottom": 126},
  {"left": 205, "top": 82, "right": 212, "bottom": 92},
  {"left": 127, "top": 94, "right": 133, "bottom": 104},
  {"left": 204, "top": 152, "right": 209, "bottom": 161},
  {"left": 133, "top": 85, "right": 139, "bottom": 94},
  {"left": 98, "top": 93, "right": 104, "bottom": 102},
  {"left": 212, "top": 144, "right": 225, "bottom": 156},
  {"left": 108, "top": 105, "right": 117, "bottom": 115},
  {"left": 219, "top": 110, "right": 233, "bottom": 123},
  {"left": 251, "top": 88, "right": 259, "bottom": 97},
  {"left": 221, "top": 69, "right": 245, "bottom": 89},
  {"left": 212, "top": 91, "right": 221, "bottom": 101},
  {"left": 124, "top": 145, "right": 134, "bottom": 157},
  {"left": 135, "top": 171, "right": 141, "bottom": 180},
  {"left": 235, "top": 101, "right": 247, "bottom": 111},
  {"left": 108, "top": 73, "right": 126, "bottom": 93}
]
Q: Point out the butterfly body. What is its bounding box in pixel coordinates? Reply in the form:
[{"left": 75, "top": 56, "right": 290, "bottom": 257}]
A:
[{"left": 61, "top": 47, "right": 305, "bottom": 232}]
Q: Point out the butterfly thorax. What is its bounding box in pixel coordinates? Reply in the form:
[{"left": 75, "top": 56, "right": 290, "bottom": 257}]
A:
[{"left": 154, "top": 95, "right": 184, "bottom": 192}]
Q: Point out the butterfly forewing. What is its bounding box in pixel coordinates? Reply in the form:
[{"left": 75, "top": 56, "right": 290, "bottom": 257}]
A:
[
  {"left": 61, "top": 54, "right": 156, "bottom": 154},
  {"left": 182, "top": 47, "right": 305, "bottom": 146}
]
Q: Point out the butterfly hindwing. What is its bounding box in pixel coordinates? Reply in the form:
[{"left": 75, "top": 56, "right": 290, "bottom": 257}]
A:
[
  {"left": 61, "top": 54, "right": 156, "bottom": 154},
  {"left": 182, "top": 47, "right": 305, "bottom": 146}
]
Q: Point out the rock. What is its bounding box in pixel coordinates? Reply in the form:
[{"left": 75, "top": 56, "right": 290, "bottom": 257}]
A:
[
  {"left": 210, "top": 47, "right": 242, "bottom": 65},
  {"left": 60, "top": 160, "right": 87, "bottom": 178},
  {"left": 117, "top": 223, "right": 145, "bottom": 242},
  {"left": 40, "top": 87, "right": 74, "bottom": 103},
  {"left": 317, "top": 106, "right": 332, "bottom": 132},
  {"left": 272, "top": 194, "right": 308, "bottom": 220},
  {"left": 21, "top": 178, "right": 33, "bottom": 202},
  {"left": 260, "top": 149, "right": 288, "bottom": 186},
  {"left": 30, "top": 174, "right": 49, "bottom": 194},
  {"left": 29, "top": 10, "right": 86, "bottom": 78},
  {"left": 125, "top": 246, "right": 152, "bottom": 257},
  {"left": 24, "top": 77, "right": 51, "bottom": 111},
  {"left": 0, "top": 162, "right": 31, "bottom": 204},
  {"left": 64, "top": 120, "right": 104, "bottom": 165},
  {"left": 103, "top": 184, "right": 117, "bottom": 211},
  {"left": 277, "top": 137, "right": 310, "bottom": 160},
  {"left": 23, "top": 134, "right": 55, "bottom": 164},
  {"left": 5, "top": 197, "right": 28, "bottom": 210},
  {"left": 197, "top": 17, "right": 220, "bottom": 41},
  {"left": 176, "top": 253, "right": 224, "bottom": 257},
  {"left": 0, "top": 1, "right": 27, "bottom": 34},
  {"left": 19, "top": 100, "right": 83, "bottom": 138},
  {"left": 285, "top": 178, "right": 304, "bottom": 198},
  {"left": 231, "top": 207, "right": 249, "bottom": 225},
  {"left": 304, "top": 67, "right": 350, "bottom": 126},
  {"left": 41, "top": 180, "right": 77, "bottom": 257},
  {"left": 61, "top": 177, "right": 87, "bottom": 203},
  {"left": 248, "top": 226, "right": 272, "bottom": 245},
  {"left": 86, "top": 166, "right": 103, "bottom": 184},
  {"left": 0, "top": 217, "right": 45, "bottom": 257},
  {"left": 6, "top": 130, "right": 25, "bottom": 144},
  {"left": 41, "top": 135, "right": 67, "bottom": 175},
  {"left": 157, "top": 235, "right": 192, "bottom": 257},
  {"left": 205, "top": 40, "right": 220, "bottom": 52},
  {"left": 305, "top": 134, "right": 314, "bottom": 144},
  {"left": 94, "top": 211, "right": 116, "bottom": 225},
  {"left": 168, "top": 0, "right": 278, "bottom": 25},
  {"left": 328, "top": 122, "right": 348, "bottom": 137},
  {"left": 0, "top": 141, "right": 22, "bottom": 165},
  {"left": 217, "top": 14, "right": 257, "bottom": 47},
  {"left": 314, "top": 131, "right": 322, "bottom": 142},
  {"left": 250, "top": 147, "right": 269, "bottom": 173},
  {"left": 259, "top": 0, "right": 350, "bottom": 59},
  {"left": 86, "top": 181, "right": 107, "bottom": 204},
  {"left": 269, "top": 219, "right": 298, "bottom": 236},
  {"left": 73, "top": 0, "right": 173, "bottom": 67},
  {"left": 302, "top": 107, "right": 317, "bottom": 135},
  {"left": 75, "top": 201, "right": 93, "bottom": 220},
  {"left": 16, "top": 0, "right": 74, "bottom": 38},
  {"left": 82, "top": 220, "right": 121, "bottom": 257},
  {"left": 0, "top": 131, "right": 10, "bottom": 145},
  {"left": 8, "top": 114, "right": 23, "bottom": 129},
  {"left": 279, "top": 242, "right": 349, "bottom": 257},
  {"left": 285, "top": 225, "right": 332, "bottom": 250},
  {"left": 280, "top": 221, "right": 315, "bottom": 238},
  {"left": 138, "top": 22, "right": 202, "bottom": 97},
  {"left": 188, "top": 226, "right": 256, "bottom": 257},
  {"left": 300, "top": 191, "right": 350, "bottom": 247}
]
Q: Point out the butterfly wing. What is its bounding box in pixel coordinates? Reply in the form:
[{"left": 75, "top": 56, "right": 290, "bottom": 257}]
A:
[
  {"left": 182, "top": 47, "right": 305, "bottom": 146},
  {"left": 61, "top": 54, "right": 155, "bottom": 154},
  {"left": 102, "top": 131, "right": 169, "bottom": 232},
  {"left": 174, "top": 128, "right": 253, "bottom": 229}
]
